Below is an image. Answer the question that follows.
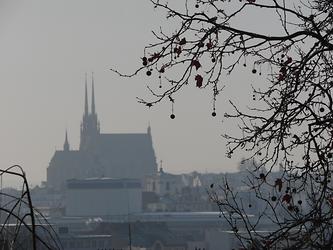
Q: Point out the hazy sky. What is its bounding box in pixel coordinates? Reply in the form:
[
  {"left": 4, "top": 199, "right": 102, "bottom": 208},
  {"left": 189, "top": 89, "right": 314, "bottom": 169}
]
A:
[{"left": 0, "top": 0, "right": 268, "bottom": 187}]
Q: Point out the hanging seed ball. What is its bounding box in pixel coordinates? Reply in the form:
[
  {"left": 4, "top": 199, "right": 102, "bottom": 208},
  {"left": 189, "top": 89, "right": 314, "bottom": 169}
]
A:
[
  {"left": 170, "top": 114, "right": 175, "bottom": 119},
  {"left": 248, "top": 204, "right": 252, "bottom": 208},
  {"left": 281, "top": 54, "right": 285, "bottom": 58},
  {"left": 210, "top": 183, "right": 214, "bottom": 188},
  {"left": 195, "top": 4, "right": 199, "bottom": 8},
  {"left": 320, "top": 107, "right": 325, "bottom": 112},
  {"left": 259, "top": 173, "right": 265, "bottom": 179},
  {"left": 298, "top": 200, "right": 302, "bottom": 205},
  {"left": 243, "top": 63, "right": 247, "bottom": 67},
  {"left": 292, "top": 188, "right": 297, "bottom": 193},
  {"left": 146, "top": 71, "right": 152, "bottom": 76},
  {"left": 271, "top": 196, "right": 277, "bottom": 202},
  {"left": 252, "top": 69, "right": 257, "bottom": 74},
  {"left": 142, "top": 57, "right": 148, "bottom": 65},
  {"left": 212, "top": 111, "right": 216, "bottom": 117},
  {"left": 212, "top": 58, "right": 216, "bottom": 63}
]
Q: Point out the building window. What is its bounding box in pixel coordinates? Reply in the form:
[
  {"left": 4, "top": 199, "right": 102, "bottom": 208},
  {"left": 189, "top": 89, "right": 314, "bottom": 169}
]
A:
[
  {"left": 155, "top": 242, "right": 162, "bottom": 250},
  {"left": 69, "top": 240, "right": 75, "bottom": 248},
  {"left": 152, "top": 181, "right": 156, "bottom": 191},
  {"left": 84, "top": 240, "right": 90, "bottom": 248},
  {"left": 58, "top": 227, "right": 68, "bottom": 234},
  {"left": 62, "top": 240, "right": 67, "bottom": 248},
  {"left": 166, "top": 182, "right": 170, "bottom": 191},
  {"left": 98, "top": 240, "right": 104, "bottom": 247}
]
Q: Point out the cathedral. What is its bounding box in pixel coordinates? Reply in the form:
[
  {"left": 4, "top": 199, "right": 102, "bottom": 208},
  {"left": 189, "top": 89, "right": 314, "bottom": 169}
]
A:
[{"left": 47, "top": 77, "right": 158, "bottom": 190}]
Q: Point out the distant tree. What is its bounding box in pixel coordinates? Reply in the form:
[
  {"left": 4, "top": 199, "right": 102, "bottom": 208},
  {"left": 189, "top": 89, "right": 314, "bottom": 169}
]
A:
[
  {"left": 237, "top": 158, "right": 265, "bottom": 173},
  {"left": 112, "top": 0, "right": 333, "bottom": 248}
]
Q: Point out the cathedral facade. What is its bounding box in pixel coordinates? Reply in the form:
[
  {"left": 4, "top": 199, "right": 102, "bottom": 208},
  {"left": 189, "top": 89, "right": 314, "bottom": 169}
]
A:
[{"left": 47, "top": 78, "right": 158, "bottom": 190}]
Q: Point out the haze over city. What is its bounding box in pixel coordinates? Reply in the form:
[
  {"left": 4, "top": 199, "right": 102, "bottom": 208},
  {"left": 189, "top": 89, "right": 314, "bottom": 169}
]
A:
[
  {"left": 0, "top": 0, "right": 262, "bottom": 187},
  {"left": 1, "top": 1, "right": 331, "bottom": 249}
]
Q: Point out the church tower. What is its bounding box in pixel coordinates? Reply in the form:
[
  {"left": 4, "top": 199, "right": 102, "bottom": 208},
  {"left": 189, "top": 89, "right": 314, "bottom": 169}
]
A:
[
  {"left": 63, "top": 130, "right": 70, "bottom": 151},
  {"left": 80, "top": 73, "right": 100, "bottom": 150}
]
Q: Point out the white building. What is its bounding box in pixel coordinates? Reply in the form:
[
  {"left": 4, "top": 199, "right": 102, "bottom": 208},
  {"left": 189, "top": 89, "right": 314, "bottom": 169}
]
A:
[
  {"left": 65, "top": 178, "right": 142, "bottom": 217},
  {"left": 144, "top": 168, "right": 184, "bottom": 196}
]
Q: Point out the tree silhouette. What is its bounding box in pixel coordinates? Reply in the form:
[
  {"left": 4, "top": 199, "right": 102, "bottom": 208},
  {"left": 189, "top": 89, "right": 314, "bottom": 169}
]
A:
[
  {"left": 112, "top": 0, "right": 333, "bottom": 248},
  {"left": 0, "top": 165, "right": 61, "bottom": 249}
]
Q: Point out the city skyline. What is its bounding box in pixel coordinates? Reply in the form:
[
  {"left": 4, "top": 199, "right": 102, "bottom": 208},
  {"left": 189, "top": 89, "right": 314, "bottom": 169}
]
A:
[{"left": 0, "top": 0, "right": 256, "bottom": 187}]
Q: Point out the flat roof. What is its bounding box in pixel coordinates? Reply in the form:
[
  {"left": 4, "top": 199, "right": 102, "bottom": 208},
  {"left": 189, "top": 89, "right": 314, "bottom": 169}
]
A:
[
  {"left": 67, "top": 178, "right": 142, "bottom": 189},
  {"left": 60, "top": 234, "right": 112, "bottom": 239},
  {"left": 48, "top": 211, "right": 253, "bottom": 224}
]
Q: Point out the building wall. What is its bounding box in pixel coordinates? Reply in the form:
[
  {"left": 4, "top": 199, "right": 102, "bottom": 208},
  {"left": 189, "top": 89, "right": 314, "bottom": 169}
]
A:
[
  {"left": 204, "top": 229, "right": 245, "bottom": 250},
  {"left": 144, "top": 170, "right": 183, "bottom": 196},
  {"left": 60, "top": 235, "right": 112, "bottom": 250},
  {"left": 65, "top": 179, "right": 142, "bottom": 217}
]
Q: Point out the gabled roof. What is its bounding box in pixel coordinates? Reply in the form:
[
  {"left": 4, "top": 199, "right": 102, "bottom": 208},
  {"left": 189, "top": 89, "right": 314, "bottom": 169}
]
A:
[{"left": 97, "top": 133, "right": 154, "bottom": 157}]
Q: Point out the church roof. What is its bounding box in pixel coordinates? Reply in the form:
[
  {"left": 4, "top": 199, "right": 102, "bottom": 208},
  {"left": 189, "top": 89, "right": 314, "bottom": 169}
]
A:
[{"left": 97, "top": 133, "right": 154, "bottom": 157}]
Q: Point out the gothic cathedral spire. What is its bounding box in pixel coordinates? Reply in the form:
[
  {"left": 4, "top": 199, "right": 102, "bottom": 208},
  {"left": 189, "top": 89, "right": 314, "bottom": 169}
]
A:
[
  {"left": 80, "top": 73, "right": 100, "bottom": 150},
  {"left": 84, "top": 73, "right": 89, "bottom": 116},
  {"left": 91, "top": 72, "right": 95, "bottom": 115},
  {"left": 64, "top": 130, "right": 70, "bottom": 151}
]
